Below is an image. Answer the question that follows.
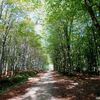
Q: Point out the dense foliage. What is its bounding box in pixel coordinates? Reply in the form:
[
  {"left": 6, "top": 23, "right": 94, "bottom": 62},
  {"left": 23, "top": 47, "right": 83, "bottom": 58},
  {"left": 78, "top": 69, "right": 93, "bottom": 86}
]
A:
[
  {"left": 45, "top": 0, "right": 100, "bottom": 75},
  {"left": 0, "top": 70, "right": 37, "bottom": 94},
  {"left": 0, "top": 0, "right": 100, "bottom": 77},
  {"left": 0, "top": 0, "right": 48, "bottom": 77}
]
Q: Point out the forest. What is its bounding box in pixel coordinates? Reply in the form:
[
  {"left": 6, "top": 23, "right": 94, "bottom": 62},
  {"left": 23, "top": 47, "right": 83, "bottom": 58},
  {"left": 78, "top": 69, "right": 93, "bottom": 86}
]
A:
[
  {"left": 0, "top": 0, "right": 100, "bottom": 100},
  {"left": 46, "top": 0, "right": 100, "bottom": 75}
]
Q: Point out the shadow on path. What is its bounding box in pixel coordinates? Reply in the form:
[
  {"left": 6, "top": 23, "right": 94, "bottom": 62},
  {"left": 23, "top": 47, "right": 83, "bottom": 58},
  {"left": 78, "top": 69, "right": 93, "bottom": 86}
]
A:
[{"left": 0, "top": 71, "right": 100, "bottom": 100}]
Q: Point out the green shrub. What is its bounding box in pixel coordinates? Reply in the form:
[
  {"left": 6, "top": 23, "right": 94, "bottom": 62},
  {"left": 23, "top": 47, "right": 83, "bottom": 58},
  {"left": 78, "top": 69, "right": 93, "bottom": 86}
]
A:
[
  {"left": 0, "top": 78, "right": 13, "bottom": 87},
  {"left": 18, "top": 71, "right": 37, "bottom": 77},
  {"left": 11, "top": 75, "right": 27, "bottom": 84},
  {"left": 0, "top": 71, "right": 38, "bottom": 94}
]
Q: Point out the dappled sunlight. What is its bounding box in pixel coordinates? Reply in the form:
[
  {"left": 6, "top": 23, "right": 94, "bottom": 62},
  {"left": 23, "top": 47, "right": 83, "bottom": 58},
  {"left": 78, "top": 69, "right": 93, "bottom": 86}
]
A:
[
  {"left": 66, "top": 85, "right": 75, "bottom": 90},
  {"left": 71, "top": 83, "right": 78, "bottom": 86},
  {"left": 28, "top": 77, "right": 40, "bottom": 83},
  {"left": 6, "top": 72, "right": 56, "bottom": 100},
  {"left": 85, "top": 76, "right": 100, "bottom": 80},
  {"left": 0, "top": 0, "right": 100, "bottom": 100},
  {"left": 39, "top": 80, "right": 57, "bottom": 85},
  {"left": 96, "top": 97, "right": 100, "bottom": 100},
  {"left": 1, "top": 71, "right": 79, "bottom": 100},
  {"left": 1, "top": 71, "right": 99, "bottom": 100}
]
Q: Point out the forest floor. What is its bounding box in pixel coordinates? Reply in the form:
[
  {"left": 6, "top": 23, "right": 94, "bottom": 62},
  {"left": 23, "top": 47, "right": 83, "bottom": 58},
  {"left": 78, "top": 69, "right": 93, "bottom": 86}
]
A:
[{"left": 0, "top": 71, "right": 100, "bottom": 100}]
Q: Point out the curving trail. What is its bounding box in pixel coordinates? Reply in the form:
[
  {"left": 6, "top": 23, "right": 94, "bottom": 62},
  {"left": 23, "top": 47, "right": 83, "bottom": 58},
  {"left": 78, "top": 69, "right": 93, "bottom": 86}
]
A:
[
  {"left": 0, "top": 71, "right": 99, "bottom": 100},
  {"left": 9, "top": 71, "right": 56, "bottom": 100}
]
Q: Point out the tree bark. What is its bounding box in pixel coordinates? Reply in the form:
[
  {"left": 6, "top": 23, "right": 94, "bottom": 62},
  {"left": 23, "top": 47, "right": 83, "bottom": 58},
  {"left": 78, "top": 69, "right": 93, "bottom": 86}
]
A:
[{"left": 84, "top": 0, "right": 100, "bottom": 33}]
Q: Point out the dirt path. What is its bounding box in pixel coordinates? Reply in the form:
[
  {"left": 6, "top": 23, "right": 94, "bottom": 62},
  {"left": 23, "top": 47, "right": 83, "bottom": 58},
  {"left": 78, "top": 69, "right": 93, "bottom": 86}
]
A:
[
  {"left": 0, "top": 71, "right": 100, "bottom": 100},
  {"left": 8, "top": 71, "right": 56, "bottom": 100},
  {"left": 0, "top": 71, "right": 57, "bottom": 100}
]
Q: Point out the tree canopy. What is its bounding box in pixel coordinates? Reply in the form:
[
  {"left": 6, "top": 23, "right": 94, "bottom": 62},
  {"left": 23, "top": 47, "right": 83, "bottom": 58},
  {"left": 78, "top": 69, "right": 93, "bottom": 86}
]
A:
[{"left": 0, "top": 0, "right": 100, "bottom": 77}]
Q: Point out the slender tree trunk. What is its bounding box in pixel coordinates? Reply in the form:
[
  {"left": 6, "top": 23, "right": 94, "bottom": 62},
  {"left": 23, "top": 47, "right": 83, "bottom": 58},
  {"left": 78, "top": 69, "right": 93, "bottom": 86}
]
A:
[
  {"left": 84, "top": 0, "right": 100, "bottom": 33},
  {"left": 0, "top": 0, "right": 4, "bottom": 19}
]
